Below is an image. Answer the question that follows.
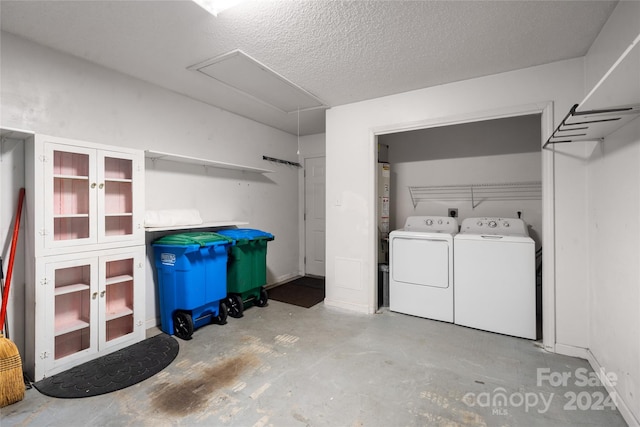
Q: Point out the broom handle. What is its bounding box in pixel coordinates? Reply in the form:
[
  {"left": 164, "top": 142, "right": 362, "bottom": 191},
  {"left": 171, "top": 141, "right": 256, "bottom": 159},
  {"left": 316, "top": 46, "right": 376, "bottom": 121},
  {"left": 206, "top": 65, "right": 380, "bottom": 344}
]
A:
[
  {"left": 0, "top": 257, "right": 8, "bottom": 338},
  {"left": 0, "top": 188, "right": 25, "bottom": 329}
]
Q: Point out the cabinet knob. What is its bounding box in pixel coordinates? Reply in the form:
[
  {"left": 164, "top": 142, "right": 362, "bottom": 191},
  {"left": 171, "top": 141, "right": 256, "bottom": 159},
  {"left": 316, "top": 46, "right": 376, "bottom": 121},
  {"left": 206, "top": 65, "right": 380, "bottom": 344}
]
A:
[
  {"left": 92, "top": 292, "right": 98, "bottom": 299},
  {"left": 91, "top": 183, "right": 97, "bottom": 189},
  {"left": 98, "top": 183, "right": 104, "bottom": 190},
  {"left": 100, "top": 290, "right": 106, "bottom": 298}
]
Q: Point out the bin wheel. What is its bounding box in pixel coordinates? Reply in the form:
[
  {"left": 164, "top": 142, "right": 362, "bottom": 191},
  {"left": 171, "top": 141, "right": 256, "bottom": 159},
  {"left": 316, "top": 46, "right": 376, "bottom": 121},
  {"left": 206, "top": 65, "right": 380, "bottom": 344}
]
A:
[
  {"left": 173, "top": 311, "right": 194, "bottom": 340},
  {"left": 227, "top": 294, "right": 244, "bottom": 318},
  {"left": 214, "top": 301, "right": 228, "bottom": 325},
  {"left": 255, "top": 288, "right": 269, "bottom": 307}
]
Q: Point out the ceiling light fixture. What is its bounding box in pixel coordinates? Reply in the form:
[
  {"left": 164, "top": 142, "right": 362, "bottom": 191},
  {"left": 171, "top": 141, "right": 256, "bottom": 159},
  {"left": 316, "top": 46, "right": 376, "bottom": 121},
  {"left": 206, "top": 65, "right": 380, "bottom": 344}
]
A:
[{"left": 192, "top": 0, "right": 244, "bottom": 17}]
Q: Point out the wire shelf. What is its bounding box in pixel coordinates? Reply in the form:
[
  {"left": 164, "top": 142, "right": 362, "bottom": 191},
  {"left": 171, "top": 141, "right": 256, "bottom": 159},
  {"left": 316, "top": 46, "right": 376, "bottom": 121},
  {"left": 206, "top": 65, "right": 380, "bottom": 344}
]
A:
[{"left": 408, "top": 181, "right": 542, "bottom": 209}]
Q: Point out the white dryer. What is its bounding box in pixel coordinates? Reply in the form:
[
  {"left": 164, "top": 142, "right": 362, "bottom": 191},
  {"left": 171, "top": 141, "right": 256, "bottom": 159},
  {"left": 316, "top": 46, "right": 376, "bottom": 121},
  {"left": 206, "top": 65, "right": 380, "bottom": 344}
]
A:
[
  {"left": 389, "top": 216, "right": 458, "bottom": 322},
  {"left": 454, "top": 217, "right": 536, "bottom": 339}
]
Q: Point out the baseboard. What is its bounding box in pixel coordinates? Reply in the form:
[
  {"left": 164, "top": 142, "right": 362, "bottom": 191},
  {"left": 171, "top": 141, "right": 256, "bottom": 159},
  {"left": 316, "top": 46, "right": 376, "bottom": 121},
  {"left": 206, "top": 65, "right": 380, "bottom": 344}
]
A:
[
  {"left": 323, "top": 297, "right": 370, "bottom": 314},
  {"left": 146, "top": 317, "right": 160, "bottom": 330},
  {"left": 555, "top": 343, "right": 640, "bottom": 426},
  {"left": 586, "top": 350, "right": 640, "bottom": 427},
  {"left": 267, "top": 272, "right": 302, "bottom": 288},
  {"left": 554, "top": 343, "right": 589, "bottom": 360}
]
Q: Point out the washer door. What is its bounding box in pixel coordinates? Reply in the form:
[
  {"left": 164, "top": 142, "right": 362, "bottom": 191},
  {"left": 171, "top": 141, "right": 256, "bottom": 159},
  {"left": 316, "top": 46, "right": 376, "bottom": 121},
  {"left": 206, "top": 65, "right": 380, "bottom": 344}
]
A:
[{"left": 391, "top": 237, "right": 450, "bottom": 288}]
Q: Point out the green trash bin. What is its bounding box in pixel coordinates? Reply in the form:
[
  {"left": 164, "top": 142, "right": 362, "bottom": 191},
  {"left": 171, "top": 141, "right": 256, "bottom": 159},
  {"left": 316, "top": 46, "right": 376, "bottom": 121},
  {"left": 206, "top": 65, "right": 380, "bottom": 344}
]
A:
[{"left": 216, "top": 228, "right": 274, "bottom": 318}]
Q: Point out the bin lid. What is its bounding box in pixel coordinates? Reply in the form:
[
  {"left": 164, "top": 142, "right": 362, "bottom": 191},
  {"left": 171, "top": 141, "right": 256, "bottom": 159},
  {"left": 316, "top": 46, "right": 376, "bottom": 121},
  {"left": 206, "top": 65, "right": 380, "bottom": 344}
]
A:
[
  {"left": 152, "top": 231, "right": 233, "bottom": 247},
  {"left": 217, "top": 228, "right": 274, "bottom": 242}
]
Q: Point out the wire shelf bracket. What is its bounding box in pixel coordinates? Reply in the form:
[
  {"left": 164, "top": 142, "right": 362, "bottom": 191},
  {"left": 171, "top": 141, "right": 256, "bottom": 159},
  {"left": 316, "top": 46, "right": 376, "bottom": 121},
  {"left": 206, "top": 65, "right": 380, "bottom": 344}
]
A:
[
  {"left": 408, "top": 181, "right": 542, "bottom": 209},
  {"left": 543, "top": 103, "right": 640, "bottom": 149},
  {"left": 262, "top": 155, "right": 302, "bottom": 168}
]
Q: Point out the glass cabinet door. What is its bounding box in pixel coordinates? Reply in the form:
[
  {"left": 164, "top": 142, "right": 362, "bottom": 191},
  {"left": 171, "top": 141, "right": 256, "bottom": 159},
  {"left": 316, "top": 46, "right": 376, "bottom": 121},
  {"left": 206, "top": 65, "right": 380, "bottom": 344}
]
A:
[
  {"left": 99, "top": 250, "right": 142, "bottom": 349},
  {"left": 97, "top": 150, "right": 141, "bottom": 243},
  {"left": 44, "top": 143, "right": 97, "bottom": 248},
  {"left": 46, "top": 258, "right": 99, "bottom": 364}
]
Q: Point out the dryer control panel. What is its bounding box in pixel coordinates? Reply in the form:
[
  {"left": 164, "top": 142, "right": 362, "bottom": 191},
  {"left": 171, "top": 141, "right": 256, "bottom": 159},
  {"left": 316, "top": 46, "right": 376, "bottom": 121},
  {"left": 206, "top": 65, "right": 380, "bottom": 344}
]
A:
[
  {"left": 459, "top": 217, "right": 528, "bottom": 236},
  {"left": 404, "top": 216, "right": 458, "bottom": 234}
]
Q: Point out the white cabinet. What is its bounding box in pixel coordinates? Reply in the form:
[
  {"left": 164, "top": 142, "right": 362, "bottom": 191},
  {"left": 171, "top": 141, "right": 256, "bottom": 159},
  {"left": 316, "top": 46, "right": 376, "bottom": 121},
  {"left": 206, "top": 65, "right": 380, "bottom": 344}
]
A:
[
  {"left": 31, "top": 248, "right": 145, "bottom": 380},
  {"left": 33, "top": 136, "right": 144, "bottom": 256},
  {"left": 25, "top": 134, "right": 146, "bottom": 382}
]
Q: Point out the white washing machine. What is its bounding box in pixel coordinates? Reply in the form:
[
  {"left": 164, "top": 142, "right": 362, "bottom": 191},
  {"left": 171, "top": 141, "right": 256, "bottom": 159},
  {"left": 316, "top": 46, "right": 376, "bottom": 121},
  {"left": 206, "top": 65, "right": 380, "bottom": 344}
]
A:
[
  {"left": 389, "top": 216, "right": 457, "bottom": 322},
  {"left": 454, "top": 217, "right": 536, "bottom": 339}
]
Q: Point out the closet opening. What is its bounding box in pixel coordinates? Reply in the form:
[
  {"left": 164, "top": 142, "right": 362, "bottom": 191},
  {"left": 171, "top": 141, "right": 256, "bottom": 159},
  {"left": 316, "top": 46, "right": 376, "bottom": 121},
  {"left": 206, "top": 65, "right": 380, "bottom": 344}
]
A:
[{"left": 374, "top": 109, "right": 550, "bottom": 342}]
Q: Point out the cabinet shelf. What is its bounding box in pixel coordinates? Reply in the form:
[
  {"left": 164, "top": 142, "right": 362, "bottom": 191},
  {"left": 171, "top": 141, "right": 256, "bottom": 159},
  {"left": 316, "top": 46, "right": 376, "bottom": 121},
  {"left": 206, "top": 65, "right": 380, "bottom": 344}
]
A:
[
  {"left": 409, "top": 181, "right": 542, "bottom": 209},
  {"left": 105, "top": 307, "right": 133, "bottom": 321},
  {"left": 145, "top": 220, "right": 249, "bottom": 232},
  {"left": 145, "top": 150, "right": 274, "bottom": 174},
  {"left": 55, "top": 283, "right": 90, "bottom": 296},
  {"left": 105, "top": 178, "right": 133, "bottom": 183},
  {"left": 106, "top": 274, "right": 133, "bottom": 286},
  {"left": 54, "top": 174, "right": 89, "bottom": 181},
  {"left": 54, "top": 213, "right": 90, "bottom": 219},
  {"left": 55, "top": 318, "right": 90, "bottom": 337}
]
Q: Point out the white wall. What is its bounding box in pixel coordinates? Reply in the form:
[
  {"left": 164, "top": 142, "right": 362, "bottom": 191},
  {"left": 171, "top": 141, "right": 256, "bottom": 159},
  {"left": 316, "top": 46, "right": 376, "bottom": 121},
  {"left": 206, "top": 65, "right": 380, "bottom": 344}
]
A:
[
  {"left": 325, "top": 58, "right": 588, "bottom": 352},
  {"left": 583, "top": 2, "right": 640, "bottom": 424},
  {"left": 1, "top": 32, "right": 300, "bottom": 342},
  {"left": 389, "top": 152, "right": 542, "bottom": 243},
  {"left": 0, "top": 137, "right": 26, "bottom": 357},
  {"left": 587, "top": 120, "right": 640, "bottom": 424}
]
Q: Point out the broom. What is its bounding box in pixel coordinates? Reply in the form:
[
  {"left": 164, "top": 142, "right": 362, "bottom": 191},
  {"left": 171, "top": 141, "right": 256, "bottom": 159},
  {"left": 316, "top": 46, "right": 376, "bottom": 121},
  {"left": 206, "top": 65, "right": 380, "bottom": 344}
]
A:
[{"left": 0, "top": 188, "right": 25, "bottom": 407}]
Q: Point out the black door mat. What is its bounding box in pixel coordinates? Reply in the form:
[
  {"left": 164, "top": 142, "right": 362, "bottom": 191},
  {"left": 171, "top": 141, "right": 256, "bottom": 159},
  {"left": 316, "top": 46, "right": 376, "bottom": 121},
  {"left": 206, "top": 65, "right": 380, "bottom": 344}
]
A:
[
  {"left": 268, "top": 276, "right": 325, "bottom": 308},
  {"left": 33, "top": 333, "right": 179, "bottom": 399}
]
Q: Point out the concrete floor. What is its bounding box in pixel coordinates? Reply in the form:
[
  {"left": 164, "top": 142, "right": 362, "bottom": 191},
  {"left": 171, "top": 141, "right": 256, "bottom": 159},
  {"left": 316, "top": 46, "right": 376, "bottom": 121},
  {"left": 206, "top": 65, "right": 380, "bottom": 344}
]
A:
[{"left": 2, "top": 301, "right": 628, "bottom": 426}]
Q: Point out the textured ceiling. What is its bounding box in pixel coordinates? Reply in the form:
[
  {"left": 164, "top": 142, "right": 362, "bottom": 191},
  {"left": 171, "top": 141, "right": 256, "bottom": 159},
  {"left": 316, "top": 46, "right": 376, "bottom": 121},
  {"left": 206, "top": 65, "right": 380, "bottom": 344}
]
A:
[{"left": 0, "top": 0, "right": 618, "bottom": 135}]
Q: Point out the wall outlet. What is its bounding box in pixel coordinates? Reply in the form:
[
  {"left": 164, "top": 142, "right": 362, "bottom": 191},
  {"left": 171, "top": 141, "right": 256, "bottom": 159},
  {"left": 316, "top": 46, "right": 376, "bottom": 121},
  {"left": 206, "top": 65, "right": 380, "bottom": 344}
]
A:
[{"left": 448, "top": 208, "right": 458, "bottom": 218}]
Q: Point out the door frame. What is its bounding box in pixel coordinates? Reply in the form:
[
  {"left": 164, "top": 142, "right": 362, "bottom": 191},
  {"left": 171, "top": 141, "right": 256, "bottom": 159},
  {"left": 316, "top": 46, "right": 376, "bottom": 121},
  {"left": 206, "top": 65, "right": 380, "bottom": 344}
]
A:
[
  {"left": 370, "top": 101, "right": 555, "bottom": 351},
  {"left": 300, "top": 154, "right": 327, "bottom": 277}
]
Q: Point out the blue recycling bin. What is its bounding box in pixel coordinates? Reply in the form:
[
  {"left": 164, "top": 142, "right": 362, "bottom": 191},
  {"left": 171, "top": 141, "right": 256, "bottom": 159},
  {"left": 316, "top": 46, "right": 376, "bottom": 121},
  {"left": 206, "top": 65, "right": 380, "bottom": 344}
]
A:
[
  {"left": 152, "top": 232, "right": 234, "bottom": 339},
  {"left": 216, "top": 228, "right": 274, "bottom": 318}
]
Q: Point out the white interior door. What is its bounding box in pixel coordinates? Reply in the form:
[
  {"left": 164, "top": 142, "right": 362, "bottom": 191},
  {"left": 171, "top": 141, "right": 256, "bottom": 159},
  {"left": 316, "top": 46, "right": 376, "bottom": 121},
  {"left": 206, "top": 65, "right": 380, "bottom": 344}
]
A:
[{"left": 304, "top": 156, "right": 326, "bottom": 277}]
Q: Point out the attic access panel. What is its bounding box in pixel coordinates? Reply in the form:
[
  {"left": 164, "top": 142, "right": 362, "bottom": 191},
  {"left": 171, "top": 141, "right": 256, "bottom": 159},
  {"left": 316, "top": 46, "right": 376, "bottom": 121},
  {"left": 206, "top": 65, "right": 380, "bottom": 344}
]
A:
[{"left": 188, "top": 49, "right": 326, "bottom": 113}]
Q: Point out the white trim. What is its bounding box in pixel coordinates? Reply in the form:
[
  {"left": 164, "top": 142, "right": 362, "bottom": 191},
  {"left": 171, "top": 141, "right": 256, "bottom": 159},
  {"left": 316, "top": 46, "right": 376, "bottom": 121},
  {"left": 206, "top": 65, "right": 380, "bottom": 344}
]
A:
[
  {"left": 0, "top": 127, "right": 35, "bottom": 140},
  {"left": 587, "top": 350, "right": 640, "bottom": 427},
  {"left": 301, "top": 155, "right": 327, "bottom": 277},
  {"left": 299, "top": 156, "right": 306, "bottom": 275},
  {"left": 541, "top": 102, "right": 556, "bottom": 352},
  {"left": 369, "top": 130, "right": 378, "bottom": 313},
  {"left": 554, "top": 343, "right": 589, "bottom": 359},
  {"left": 145, "top": 318, "right": 159, "bottom": 330},
  {"left": 372, "top": 102, "right": 552, "bottom": 136},
  {"left": 323, "top": 298, "right": 370, "bottom": 314},
  {"left": 271, "top": 272, "right": 300, "bottom": 287}
]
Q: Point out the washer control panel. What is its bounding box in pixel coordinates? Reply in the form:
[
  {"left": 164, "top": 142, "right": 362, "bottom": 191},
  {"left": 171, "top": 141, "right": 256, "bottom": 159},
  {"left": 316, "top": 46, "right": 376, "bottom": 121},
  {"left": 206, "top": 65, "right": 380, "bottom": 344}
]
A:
[
  {"left": 404, "top": 216, "right": 458, "bottom": 234},
  {"left": 460, "top": 217, "right": 528, "bottom": 236}
]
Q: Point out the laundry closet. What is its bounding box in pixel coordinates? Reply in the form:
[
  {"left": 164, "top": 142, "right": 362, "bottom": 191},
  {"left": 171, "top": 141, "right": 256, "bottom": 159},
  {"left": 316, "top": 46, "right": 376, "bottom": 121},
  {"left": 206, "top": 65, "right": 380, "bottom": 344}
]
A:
[
  {"left": 377, "top": 113, "right": 543, "bottom": 335},
  {"left": 379, "top": 113, "right": 542, "bottom": 241}
]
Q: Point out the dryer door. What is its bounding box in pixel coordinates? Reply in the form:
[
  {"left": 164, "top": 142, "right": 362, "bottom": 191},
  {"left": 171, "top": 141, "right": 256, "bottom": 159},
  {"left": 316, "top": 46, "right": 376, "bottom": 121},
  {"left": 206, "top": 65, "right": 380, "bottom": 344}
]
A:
[{"left": 391, "top": 237, "right": 450, "bottom": 288}]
